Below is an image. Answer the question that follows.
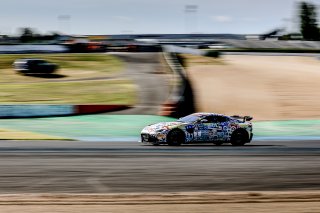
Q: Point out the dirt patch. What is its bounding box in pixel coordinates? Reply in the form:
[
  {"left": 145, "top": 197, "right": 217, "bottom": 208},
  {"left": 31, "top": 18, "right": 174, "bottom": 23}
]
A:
[
  {"left": 187, "top": 55, "right": 320, "bottom": 121},
  {"left": 0, "top": 191, "right": 319, "bottom": 212}
]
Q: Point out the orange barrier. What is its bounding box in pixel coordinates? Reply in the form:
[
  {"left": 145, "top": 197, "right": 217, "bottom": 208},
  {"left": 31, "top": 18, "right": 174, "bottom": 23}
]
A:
[{"left": 159, "top": 101, "right": 178, "bottom": 117}]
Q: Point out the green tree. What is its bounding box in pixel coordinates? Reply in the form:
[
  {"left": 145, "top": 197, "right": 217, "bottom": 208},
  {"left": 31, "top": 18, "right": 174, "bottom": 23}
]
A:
[
  {"left": 299, "top": 2, "right": 320, "bottom": 40},
  {"left": 19, "top": 28, "right": 35, "bottom": 43}
]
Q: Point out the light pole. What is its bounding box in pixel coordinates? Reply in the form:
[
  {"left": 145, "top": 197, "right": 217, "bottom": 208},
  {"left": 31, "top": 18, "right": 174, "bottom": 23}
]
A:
[
  {"left": 58, "top": 15, "right": 71, "bottom": 35},
  {"left": 185, "top": 4, "right": 198, "bottom": 34}
]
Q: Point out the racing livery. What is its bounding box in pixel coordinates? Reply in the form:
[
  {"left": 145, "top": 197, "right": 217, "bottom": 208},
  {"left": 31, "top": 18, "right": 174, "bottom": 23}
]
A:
[{"left": 141, "top": 113, "right": 253, "bottom": 146}]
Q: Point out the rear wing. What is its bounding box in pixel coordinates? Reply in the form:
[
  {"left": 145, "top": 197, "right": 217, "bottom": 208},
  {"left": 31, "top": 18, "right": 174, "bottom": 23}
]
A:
[{"left": 231, "top": 115, "right": 253, "bottom": 122}]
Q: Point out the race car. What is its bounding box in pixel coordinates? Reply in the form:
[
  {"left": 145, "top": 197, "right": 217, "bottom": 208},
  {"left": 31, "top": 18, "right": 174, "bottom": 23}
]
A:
[{"left": 141, "top": 113, "right": 253, "bottom": 146}]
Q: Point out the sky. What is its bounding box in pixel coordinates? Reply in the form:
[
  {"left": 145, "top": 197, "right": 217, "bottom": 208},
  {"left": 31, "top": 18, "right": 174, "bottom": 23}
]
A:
[{"left": 0, "top": 0, "right": 319, "bottom": 35}]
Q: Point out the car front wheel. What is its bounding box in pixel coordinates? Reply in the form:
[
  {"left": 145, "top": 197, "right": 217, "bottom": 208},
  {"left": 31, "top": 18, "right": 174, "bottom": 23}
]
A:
[{"left": 167, "top": 129, "right": 184, "bottom": 146}]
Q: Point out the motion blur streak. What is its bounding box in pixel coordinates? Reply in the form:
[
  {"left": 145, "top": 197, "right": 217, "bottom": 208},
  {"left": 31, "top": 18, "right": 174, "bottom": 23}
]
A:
[{"left": 0, "top": 140, "right": 319, "bottom": 193}]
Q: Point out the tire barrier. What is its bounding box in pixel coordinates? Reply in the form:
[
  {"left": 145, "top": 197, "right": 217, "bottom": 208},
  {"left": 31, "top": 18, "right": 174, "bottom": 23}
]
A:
[{"left": 0, "top": 105, "right": 130, "bottom": 118}]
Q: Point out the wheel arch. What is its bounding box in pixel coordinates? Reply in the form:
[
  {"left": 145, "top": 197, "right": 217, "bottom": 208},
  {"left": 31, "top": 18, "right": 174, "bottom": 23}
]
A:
[
  {"left": 166, "top": 128, "right": 186, "bottom": 142},
  {"left": 231, "top": 128, "right": 249, "bottom": 141}
]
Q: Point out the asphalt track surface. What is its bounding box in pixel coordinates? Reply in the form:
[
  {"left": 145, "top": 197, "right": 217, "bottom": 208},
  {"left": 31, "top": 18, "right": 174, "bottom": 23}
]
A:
[
  {"left": 0, "top": 140, "right": 319, "bottom": 193},
  {"left": 109, "top": 52, "right": 170, "bottom": 115}
]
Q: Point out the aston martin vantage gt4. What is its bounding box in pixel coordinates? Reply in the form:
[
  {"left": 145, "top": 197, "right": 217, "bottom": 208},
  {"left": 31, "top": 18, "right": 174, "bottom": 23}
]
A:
[{"left": 141, "top": 113, "right": 253, "bottom": 146}]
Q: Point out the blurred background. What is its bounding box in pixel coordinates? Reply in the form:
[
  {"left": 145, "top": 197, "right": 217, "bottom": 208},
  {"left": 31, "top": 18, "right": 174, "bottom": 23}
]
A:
[
  {"left": 0, "top": 1, "right": 320, "bottom": 212},
  {"left": 0, "top": 0, "right": 320, "bottom": 139}
]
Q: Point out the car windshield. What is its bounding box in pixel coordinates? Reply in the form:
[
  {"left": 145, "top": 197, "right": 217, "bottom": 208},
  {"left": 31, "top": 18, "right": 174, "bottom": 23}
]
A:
[{"left": 177, "top": 115, "right": 200, "bottom": 123}]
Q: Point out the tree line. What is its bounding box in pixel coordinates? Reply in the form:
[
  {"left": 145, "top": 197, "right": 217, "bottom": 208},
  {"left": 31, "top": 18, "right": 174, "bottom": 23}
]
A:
[
  {"left": 299, "top": 1, "right": 320, "bottom": 40},
  {"left": 18, "top": 28, "right": 60, "bottom": 43}
]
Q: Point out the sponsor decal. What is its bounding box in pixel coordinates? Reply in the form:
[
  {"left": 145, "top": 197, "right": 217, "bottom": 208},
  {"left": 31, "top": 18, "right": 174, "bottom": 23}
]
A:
[{"left": 141, "top": 113, "right": 252, "bottom": 143}]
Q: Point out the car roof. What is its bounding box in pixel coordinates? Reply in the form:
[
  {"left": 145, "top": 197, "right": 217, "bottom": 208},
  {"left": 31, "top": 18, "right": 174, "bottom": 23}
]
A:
[{"left": 191, "top": 112, "right": 228, "bottom": 117}]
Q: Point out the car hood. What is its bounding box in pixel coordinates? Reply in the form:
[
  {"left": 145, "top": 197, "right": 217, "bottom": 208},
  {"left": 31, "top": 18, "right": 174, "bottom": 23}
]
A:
[{"left": 143, "top": 122, "right": 183, "bottom": 132}]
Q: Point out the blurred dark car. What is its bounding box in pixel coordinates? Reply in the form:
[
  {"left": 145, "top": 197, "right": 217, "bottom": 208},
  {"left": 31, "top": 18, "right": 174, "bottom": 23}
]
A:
[{"left": 13, "top": 59, "right": 58, "bottom": 74}]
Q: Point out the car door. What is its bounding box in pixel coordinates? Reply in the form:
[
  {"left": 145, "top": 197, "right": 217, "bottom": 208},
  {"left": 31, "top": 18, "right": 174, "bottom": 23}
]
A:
[
  {"left": 198, "top": 115, "right": 230, "bottom": 142},
  {"left": 193, "top": 116, "right": 218, "bottom": 142},
  {"left": 214, "top": 116, "right": 230, "bottom": 141}
]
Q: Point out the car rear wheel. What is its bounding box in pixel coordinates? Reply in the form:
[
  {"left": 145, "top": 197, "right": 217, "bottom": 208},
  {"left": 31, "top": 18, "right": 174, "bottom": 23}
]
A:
[
  {"left": 167, "top": 129, "right": 184, "bottom": 146},
  {"left": 231, "top": 130, "right": 248, "bottom": 146}
]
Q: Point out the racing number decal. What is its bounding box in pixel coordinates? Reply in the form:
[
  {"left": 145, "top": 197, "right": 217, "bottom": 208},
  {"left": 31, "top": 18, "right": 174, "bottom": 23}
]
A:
[{"left": 185, "top": 125, "right": 195, "bottom": 141}]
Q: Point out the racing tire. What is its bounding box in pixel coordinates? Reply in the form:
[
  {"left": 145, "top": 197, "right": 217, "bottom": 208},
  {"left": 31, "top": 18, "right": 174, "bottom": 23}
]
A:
[
  {"left": 167, "top": 129, "right": 184, "bottom": 146},
  {"left": 230, "top": 129, "right": 248, "bottom": 146}
]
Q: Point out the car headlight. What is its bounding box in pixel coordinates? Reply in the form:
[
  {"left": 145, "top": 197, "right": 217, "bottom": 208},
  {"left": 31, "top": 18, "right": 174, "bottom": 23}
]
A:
[{"left": 155, "top": 129, "right": 167, "bottom": 133}]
